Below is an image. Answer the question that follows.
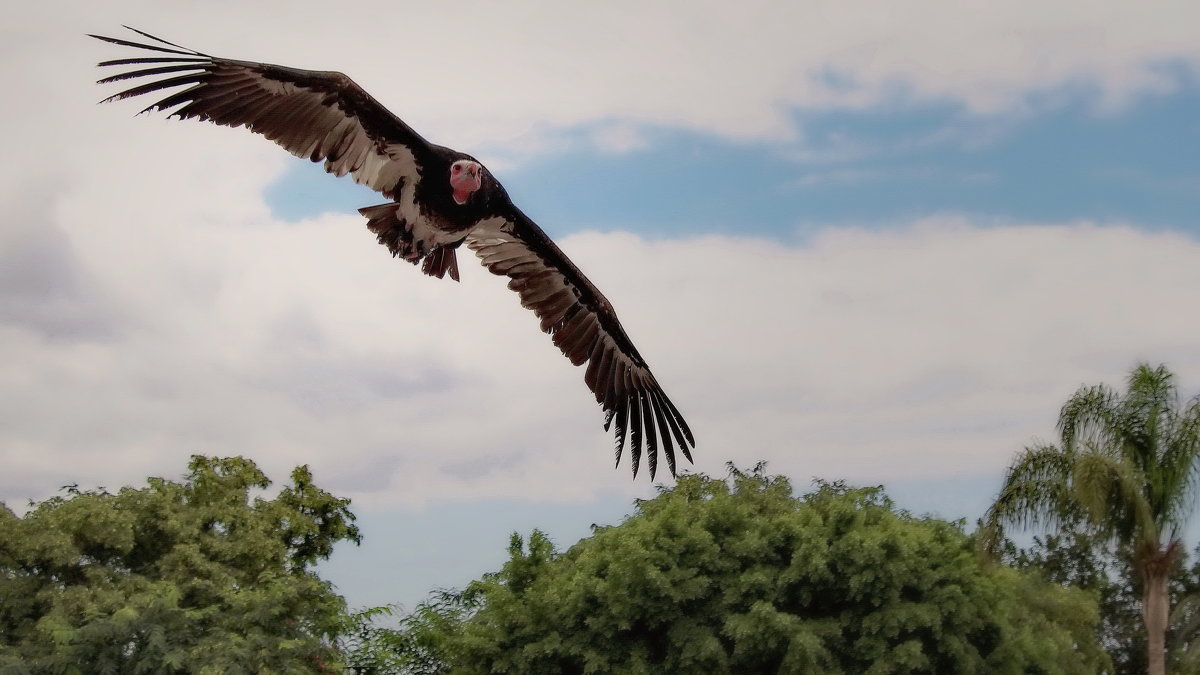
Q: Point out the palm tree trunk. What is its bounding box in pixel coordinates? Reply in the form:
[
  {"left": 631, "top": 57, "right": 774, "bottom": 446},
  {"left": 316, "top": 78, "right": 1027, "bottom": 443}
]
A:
[{"left": 1143, "top": 564, "right": 1169, "bottom": 675}]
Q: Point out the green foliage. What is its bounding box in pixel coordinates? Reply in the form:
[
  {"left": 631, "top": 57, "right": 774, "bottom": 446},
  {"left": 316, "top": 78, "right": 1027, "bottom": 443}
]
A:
[
  {"left": 386, "top": 464, "right": 1106, "bottom": 674},
  {"left": 1010, "top": 529, "right": 1200, "bottom": 674},
  {"left": 0, "top": 455, "right": 360, "bottom": 674},
  {"left": 984, "top": 363, "right": 1200, "bottom": 674},
  {"left": 339, "top": 604, "right": 409, "bottom": 674},
  {"left": 1171, "top": 554, "right": 1200, "bottom": 674},
  {"left": 985, "top": 363, "right": 1200, "bottom": 556},
  {"left": 340, "top": 590, "right": 480, "bottom": 675}
]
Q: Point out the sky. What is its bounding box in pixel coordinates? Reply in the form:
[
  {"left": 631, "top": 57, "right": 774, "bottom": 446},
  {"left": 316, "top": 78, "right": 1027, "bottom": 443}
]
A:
[{"left": 2, "top": 0, "right": 1199, "bottom": 611}]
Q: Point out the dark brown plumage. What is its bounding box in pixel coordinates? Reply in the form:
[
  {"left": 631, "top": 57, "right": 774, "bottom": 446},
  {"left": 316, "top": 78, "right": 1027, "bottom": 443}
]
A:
[{"left": 92, "top": 27, "right": 694, "bottom": 479}]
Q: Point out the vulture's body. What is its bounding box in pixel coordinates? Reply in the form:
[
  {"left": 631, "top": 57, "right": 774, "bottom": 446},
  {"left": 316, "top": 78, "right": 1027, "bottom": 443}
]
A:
[{"left": 92, "top": 27, "right": 694, "bottom": 479}]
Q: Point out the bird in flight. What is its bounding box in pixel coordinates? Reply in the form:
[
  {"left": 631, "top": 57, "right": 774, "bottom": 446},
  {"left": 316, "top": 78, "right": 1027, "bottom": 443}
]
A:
[{"left": 91, "top": 27, "right": 694, "bottom": 479}]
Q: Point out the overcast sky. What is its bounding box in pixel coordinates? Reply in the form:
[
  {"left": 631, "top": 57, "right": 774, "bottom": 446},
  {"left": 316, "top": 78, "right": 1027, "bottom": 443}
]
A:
[{"left": 3, "top": 0, "right": 1199, "bottom": 610}]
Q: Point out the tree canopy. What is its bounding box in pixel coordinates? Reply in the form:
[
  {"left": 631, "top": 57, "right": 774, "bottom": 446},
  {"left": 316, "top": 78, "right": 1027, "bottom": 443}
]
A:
[
  {"left": 1006, "top": 526, "right": 1200, "bottom": 674},
  {"left": 984, "top": 363, "right": 1200, "bottom": 675},
  {"left": 0, "top": 455, "right": 360, "bottom": 674},
  {"left": 382, "top": 465, "right": 1106, "bottom": 674}
]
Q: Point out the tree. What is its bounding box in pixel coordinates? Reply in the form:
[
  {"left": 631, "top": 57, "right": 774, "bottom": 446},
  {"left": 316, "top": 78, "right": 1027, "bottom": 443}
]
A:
[
  {"left": 1005, "top": 524, "right": 1200, "bottom": 673},
  {"left": 392, "top": 465, "right": 1106, "bottom": 673},
  {"left": 1170, "top": 551, "right": 1200, "bottom": 674},
  {"left": 339, "top": 591, "right": 479, "bottom": 675},
  {"left": 984, "top": 363, "right": 1200, "bottom": 675},
  {"left": 0, "top": 455, "right": 361, "bottom": 673}
]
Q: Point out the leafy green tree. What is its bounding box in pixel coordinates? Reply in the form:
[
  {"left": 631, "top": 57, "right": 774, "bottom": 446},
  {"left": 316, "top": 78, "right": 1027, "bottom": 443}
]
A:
[
  {"left": 340, "top": 591, "right": 479, "bottom": 675},
  {"left": 1008, "top": 527, "right": 1144, "bottom": 672},
  {"left": 984, "top": 363, "right": 1200, "bottom": 675},
  {"left": 0, "top": 455, "right": 360, "bottom": 674},
  {"left": 1170, "top": 551, "right": 1200, "bottom": 674},
  {"left": 1009, "top": 528, "right": 1200, "bottom": 674},
  {"left": 391, "top": 464, "right": 1106, "bottom": 673},
  {"left": 339, "top": 605, "right": 409, "bottom": 674}
]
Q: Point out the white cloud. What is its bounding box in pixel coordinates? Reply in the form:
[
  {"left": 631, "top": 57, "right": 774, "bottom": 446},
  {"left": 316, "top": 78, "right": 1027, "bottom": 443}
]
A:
[
  {"left": 4, "top": 172, "right": 1200, "bottom": 507},
  {"left": 789, "top": 166, "right": 1001, "bottom": 188},
  {"left": 2, "top": 1, "right": 1199, "bottom": 511},
  {"left": 6, "top": 0, "right": 1199, "bottom": 163}
]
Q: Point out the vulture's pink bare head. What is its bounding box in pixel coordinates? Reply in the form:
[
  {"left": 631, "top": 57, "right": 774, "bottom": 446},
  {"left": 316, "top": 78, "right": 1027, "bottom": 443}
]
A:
[{"left": 450, "top": 160, "right": 483, "bottom": 205}]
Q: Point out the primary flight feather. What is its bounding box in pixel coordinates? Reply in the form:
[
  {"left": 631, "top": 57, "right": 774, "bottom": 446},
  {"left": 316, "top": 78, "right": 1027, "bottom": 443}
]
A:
[{"left": 91, "top": 27, "right": 694, "bottom": 479}]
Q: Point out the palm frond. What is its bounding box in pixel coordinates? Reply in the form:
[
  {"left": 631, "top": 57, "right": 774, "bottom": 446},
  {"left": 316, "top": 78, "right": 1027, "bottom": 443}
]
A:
[
  {"left": 995, "top": 363, "right": 1199, "bottom": 569},
  {"left": 1072, "top": 451, "right": 1155, "bottom": 547},
  {"left": 982, "top": 443, "right": 1077, "bottom": 553},
  {"left": 1160, "top": 393, "right": 1200, "bottom": 540},
  {"left": 1058, "top": 383, "right": 1119, "bottom": 454},
  {"left": 1120, "top": 363, "right": 1176, "bottom": 473}
]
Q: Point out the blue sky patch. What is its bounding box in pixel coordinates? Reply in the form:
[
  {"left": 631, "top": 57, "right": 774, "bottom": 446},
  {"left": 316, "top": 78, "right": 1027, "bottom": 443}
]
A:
[{"left": 264, "top": 84, "right": 1200, "bottom": 242}]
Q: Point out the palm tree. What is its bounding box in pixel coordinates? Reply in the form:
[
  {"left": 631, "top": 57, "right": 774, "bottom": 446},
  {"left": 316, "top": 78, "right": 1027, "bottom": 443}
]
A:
[{"left": 984, "top": 363, "right": 1200, "bottom": 675}]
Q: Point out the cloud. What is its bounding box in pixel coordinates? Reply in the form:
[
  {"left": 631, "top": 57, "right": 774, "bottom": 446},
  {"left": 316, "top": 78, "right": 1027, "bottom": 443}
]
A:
[
  {"left": 0, "top": 197, "right": 120, "bottom": 341},
  {"left": 789, "top": 166, "right": 999, "bottom": 189},
  {"left": 8, "top": 0, "right": 1199, "bottom": 164},
  {"left": 2, "top": 0, "right": 1199, "bottom": 512},
  {"left": 3, "top": 189, "right": 1198, "bottom": 508}
]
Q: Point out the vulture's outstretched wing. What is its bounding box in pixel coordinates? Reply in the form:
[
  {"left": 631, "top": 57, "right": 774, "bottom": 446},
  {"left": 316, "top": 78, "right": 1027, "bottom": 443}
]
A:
[
  {"left": 92, "top": 27, "right": 697, "bottom": 479},
  {"left": 468, "top": 212, "right": 694, "bottom": 478},
  {"left": 91, "top": 27, "right": 429, "bottom": 198}
]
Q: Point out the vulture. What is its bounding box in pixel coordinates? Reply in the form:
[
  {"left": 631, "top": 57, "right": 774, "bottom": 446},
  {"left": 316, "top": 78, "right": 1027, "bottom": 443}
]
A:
[{"left": 91, "top": 27, "right": 694, "bottom": 479}]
